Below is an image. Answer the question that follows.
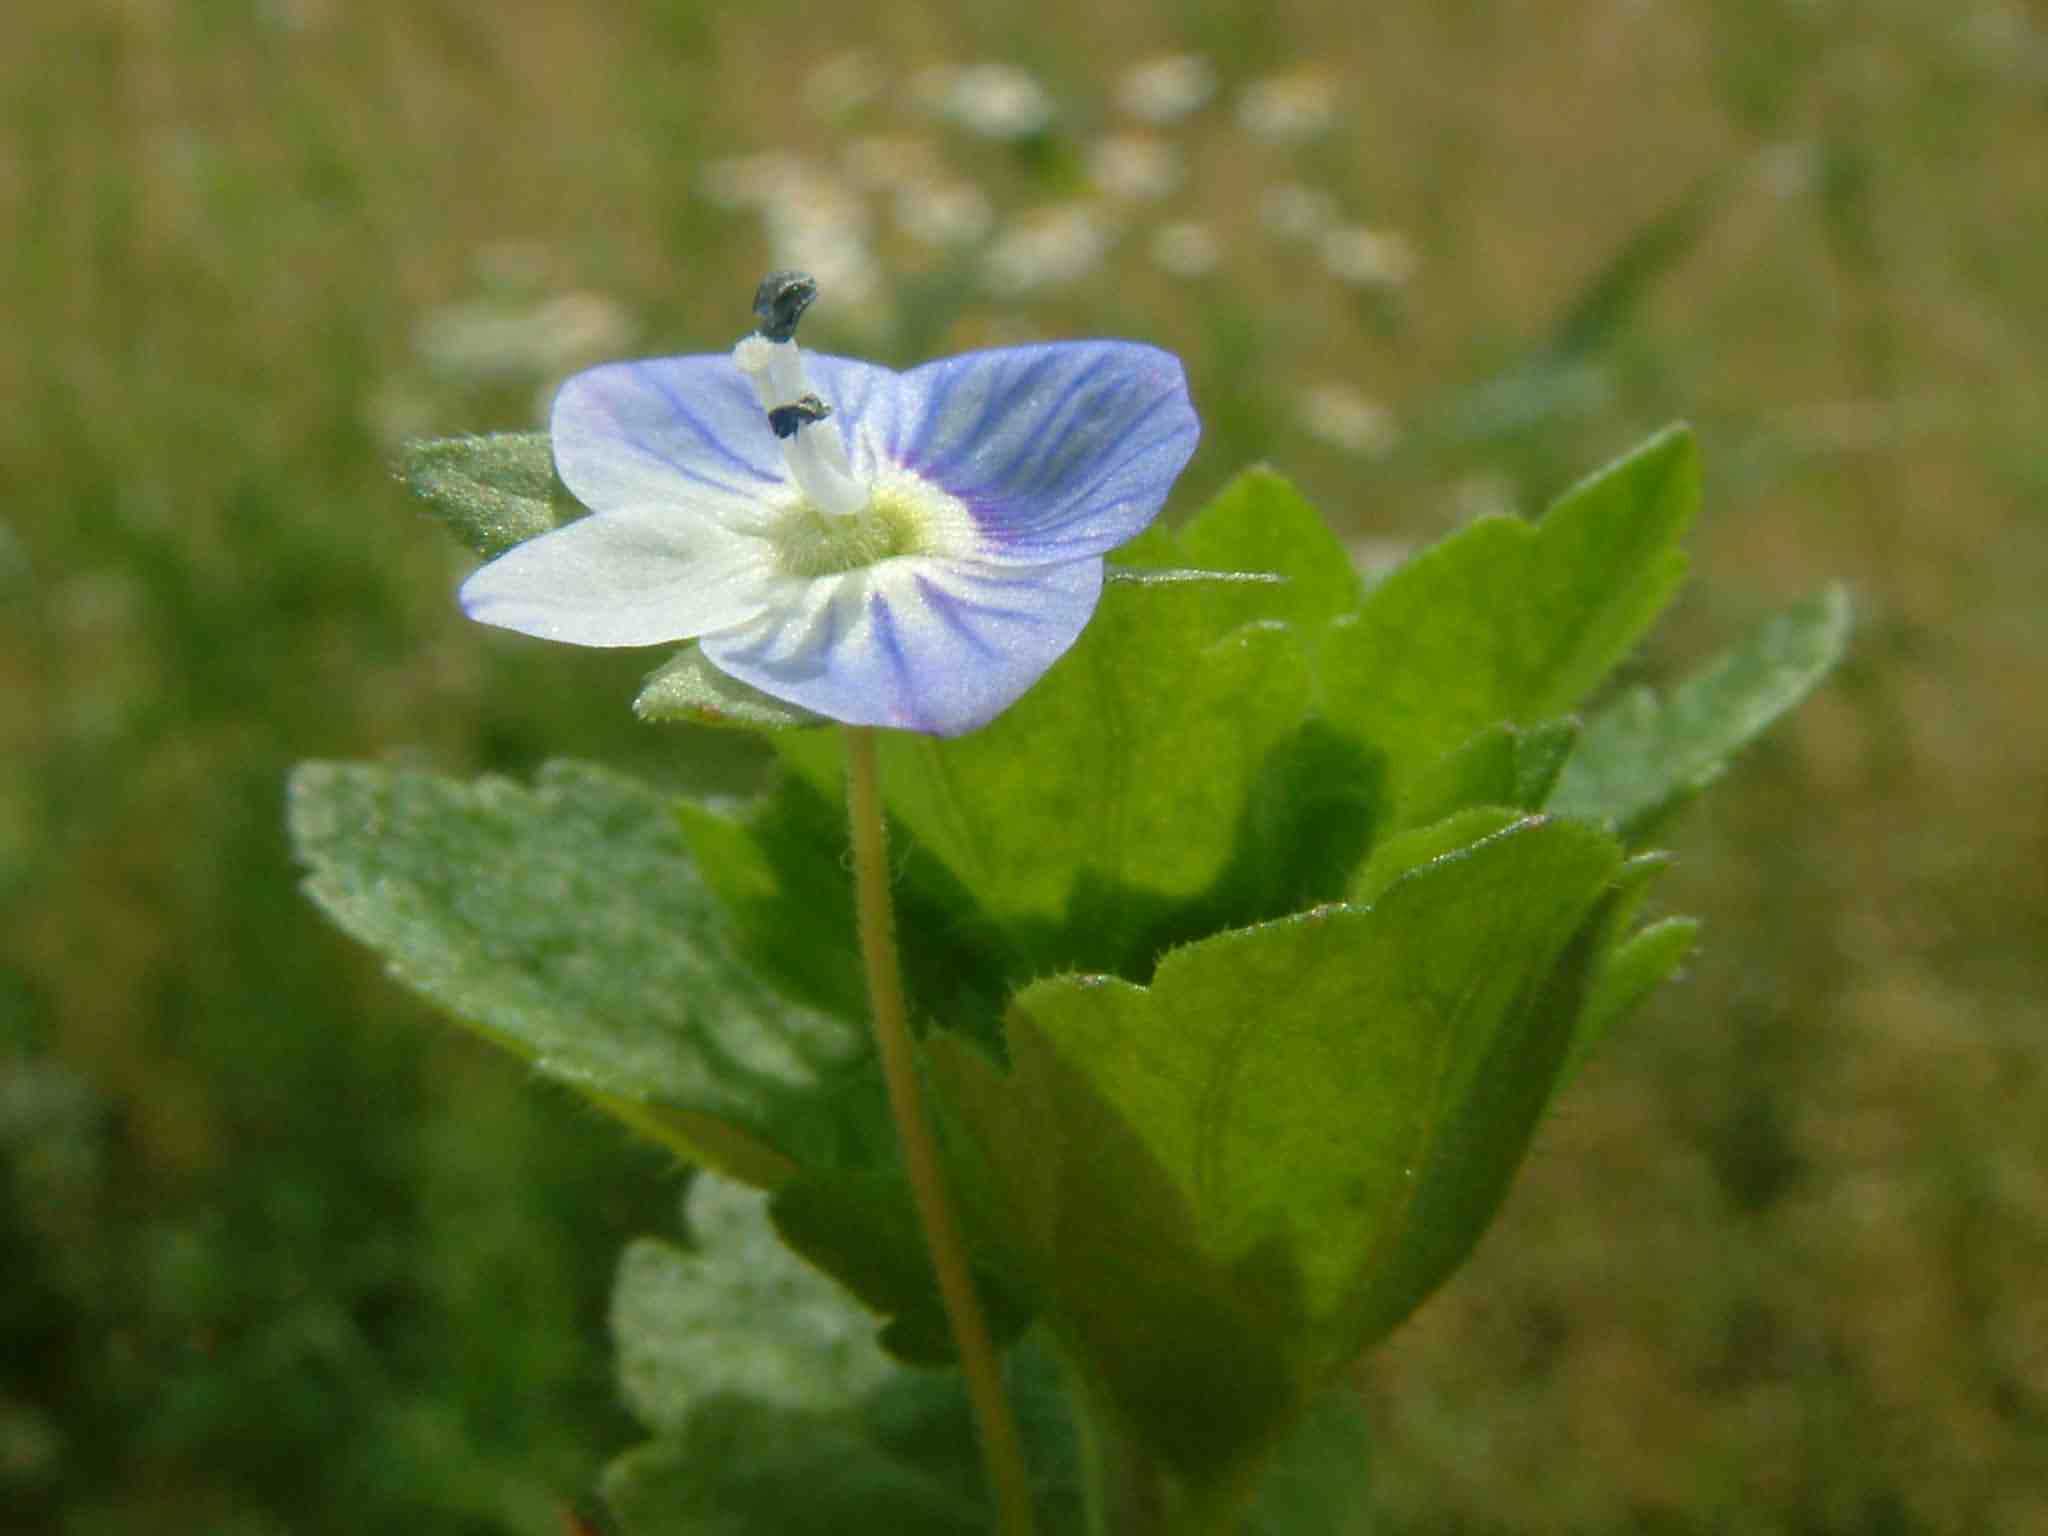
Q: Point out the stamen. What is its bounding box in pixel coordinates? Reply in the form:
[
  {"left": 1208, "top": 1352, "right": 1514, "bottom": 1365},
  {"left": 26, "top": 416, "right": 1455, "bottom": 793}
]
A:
[
  {"left": 752, "top": 269, "right": 817, "bottom": 342},
  {"left": 733, "top": 271, "right": 870, "bottom": 520},
  {"left": 768, "top": 395, "right": 833, "bottom": 440}
]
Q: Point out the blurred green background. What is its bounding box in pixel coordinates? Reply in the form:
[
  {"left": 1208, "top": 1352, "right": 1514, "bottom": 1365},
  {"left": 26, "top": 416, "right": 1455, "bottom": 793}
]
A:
[{"left": 4, "top": 1, "right": 2044, "bottom": 1531}]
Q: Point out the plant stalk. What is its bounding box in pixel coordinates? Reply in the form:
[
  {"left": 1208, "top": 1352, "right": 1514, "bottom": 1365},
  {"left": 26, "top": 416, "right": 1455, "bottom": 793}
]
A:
[{"left": 844, "top": 725, "right": 1037, "bottom": 1536}]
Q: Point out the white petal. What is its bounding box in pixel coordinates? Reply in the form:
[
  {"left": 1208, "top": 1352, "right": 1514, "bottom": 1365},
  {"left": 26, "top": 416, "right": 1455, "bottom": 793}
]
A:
[
  {"left": 699, "top": 555, "right": 1103, "bottom": 736},
  {"left": 460, "top": 506, "right": 781, "bottom": 647}
]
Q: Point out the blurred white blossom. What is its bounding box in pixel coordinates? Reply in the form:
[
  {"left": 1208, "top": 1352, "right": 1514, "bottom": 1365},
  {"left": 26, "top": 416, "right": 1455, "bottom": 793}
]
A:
[
  {"left": 1119, "top": 53, "right": 1216, "bottom": 124},
  {"left": 698, "top": 152, "right": 811, "bottom": 210},
  {"left": 895, "top": 177, "right": 995, "bottom": 247},
  {"left": 1298, "top": 381, "right": 1400, "bottom": 458},
  {"left": 762, "top": 196, "right": 881, "bottom": 311},
  {"left": 1448, "top": 471, "right": 1519, "bottom": 523},
  {"left": 805, "top": 51, "right": 882, "bottom": 117},
  {"left": 984, "top": 205, "right": 1115, "bottom": 294},
  {"left": 918, "top": 62, "right": 1055, "bottom": 141},
  {"left": 1151, "top": 221, "right": 1220, "bottom": 279},
  {"left": 1753, "top": 140, "right": 1818, "bottom": 199},
  {"left": 700, "top": 154, "right": 885, "bottom": 313},
  {"left": 416, "top": 291, "right": 635, "bottom": 385},
  {"left": 1088, "top": 135, "right": 1184, "bottom": 202},
  {"left": 1320, "top": 224, "right": 1419, "bottom": 288},
  {"left": 1259, "top": 181, "right": 1339, "bottom": 242},
  {"left": 841, "top": 135, "right": 943, "bottom": 189},
  {"left": 1236, "top": 71, "right": 1339, "bottom": 144}
]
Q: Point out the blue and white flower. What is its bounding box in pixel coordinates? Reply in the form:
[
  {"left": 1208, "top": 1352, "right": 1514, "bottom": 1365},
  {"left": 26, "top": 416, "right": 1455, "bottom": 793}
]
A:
[{"left": 461, "top": 273, "right": 1199, "bottom": 736}]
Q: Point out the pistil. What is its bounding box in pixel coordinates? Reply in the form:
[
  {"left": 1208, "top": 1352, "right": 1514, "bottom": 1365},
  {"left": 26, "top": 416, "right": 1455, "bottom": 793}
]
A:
[{"left": 734, "top": 272, "right": 870, "bottom": 522}]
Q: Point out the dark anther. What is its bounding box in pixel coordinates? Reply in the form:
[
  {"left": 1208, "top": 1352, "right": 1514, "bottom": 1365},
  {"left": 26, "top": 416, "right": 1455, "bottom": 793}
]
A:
[
  {"left": 753, "top": 270, "right": 819, "bottom": 343},
  {"left": 768, "top": 394, "right": 832, "bottom": 439}
]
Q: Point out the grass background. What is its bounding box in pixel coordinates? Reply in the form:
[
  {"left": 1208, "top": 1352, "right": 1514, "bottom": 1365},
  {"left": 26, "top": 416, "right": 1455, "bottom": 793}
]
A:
[{"left": 4, "top": 0, "right": 2045, "bottom": 1531}]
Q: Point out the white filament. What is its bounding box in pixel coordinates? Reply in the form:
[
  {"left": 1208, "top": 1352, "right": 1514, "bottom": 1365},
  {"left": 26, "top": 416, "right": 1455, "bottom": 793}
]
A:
[{"left": 733, "top": 335, "right": 869, "bottom": 518}]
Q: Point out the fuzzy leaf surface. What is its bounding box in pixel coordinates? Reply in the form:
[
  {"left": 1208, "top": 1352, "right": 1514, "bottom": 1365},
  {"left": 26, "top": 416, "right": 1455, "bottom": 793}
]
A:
[
  {"left": 636, "top": 645, "right": 830, "bottom": 730},
  {"left": 612, "top": 1177, "right": 896, "bottom": 1434},
  {"left": 608, "top": 1177, "right": 1079, "bottom": 1534},
  {"left": 1551, "top": 585, "right": 1850, "bottom": 841},
  {"left": 287, "top": 760, "right": 877, "bottom": 1185},
  {"left": 399, "top": 432, "right": 582, "bottom": 559}
]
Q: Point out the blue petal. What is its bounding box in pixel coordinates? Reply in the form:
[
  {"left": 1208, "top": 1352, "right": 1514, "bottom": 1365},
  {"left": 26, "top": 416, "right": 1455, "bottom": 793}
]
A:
[
  {"left": 551, "top": 356, "right": 790, "bottom": 522},
  {"left": 868, "top": 342, "right": 1199, "bottom": 565},
  {"left": 698, "top": 555, "right": 1105, "bottom": 736}
]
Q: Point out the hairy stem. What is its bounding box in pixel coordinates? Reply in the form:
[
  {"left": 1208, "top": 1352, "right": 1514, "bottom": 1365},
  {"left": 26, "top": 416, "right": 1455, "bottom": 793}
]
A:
[{"left": 844, "top": 726, "right": 1037, "bottom": 1536}]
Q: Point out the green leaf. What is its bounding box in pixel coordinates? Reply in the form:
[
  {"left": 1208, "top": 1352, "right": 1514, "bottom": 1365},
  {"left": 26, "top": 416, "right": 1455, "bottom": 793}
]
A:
[
  {"left": 769, "top": 1167, "right": 1034, "bottom": 1365},
  {"left": 1550, "top": 585, "right": 1850, "bottom": 841},
  {"left": 792, "top": 584, "right": 1316, "bottom": 930},
  {"left": 1319, "top": 426, "right": 1698, "bottom": 803},
  {"left": 1400, "top": 719, "right": 1581, "bottom": 830},
  {"left": 604, "top": 1402, "right": 987, "bottom": 1536},
  {"left": 607, "top": 1178, "right": 1081, "bottom": 1535},
  {"left": 636, "top": 645, "right": 829, "bottom": 730},
  {"left": 1241, "top": 1386, "right": 1374, "bottom": 1536},
  {"left": 1336, "top": 863, "right": 1625, "bottom": 1352},
  {"left": 1347, "top": 806, "right": 1524, "bottom": 908},
  {"left": 1172, "top": 466, "right": 1365, "bottom": 627},
  {"left": 397, "top": 432, "right": 583, "bottom": 559},
  {"left": 671, "top": 780, "right": 869, "bottom": 1025},
  {"left": 613, "top": 1176, "right": 896, "bottom": 1434},
  {"left": 287, "top": 760, "right": 878, "bottom": 1185},
  {"left": 1566, "top": 914, "right": 1700, "bottom": 1081},
  {"left": 674, "top": 772, "right": 1016, "bottom": 1042},
  {"left": 930, "top": 816, "right": 1623, "bottom": 1486}
]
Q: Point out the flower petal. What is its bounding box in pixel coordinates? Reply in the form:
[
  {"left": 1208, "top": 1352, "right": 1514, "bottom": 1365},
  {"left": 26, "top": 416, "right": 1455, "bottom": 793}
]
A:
[
  {"left": 698, "top": 555, "right": 1104, "bottom": 736},
  {"left": 873, "top": 342, "right": 1199, "bottom": 564},
  {"left": 460, "top": 504, "right": 780, "bottom": 647},
  {"left": 550, "top": 357, "right": 789, "bottom": 526}
]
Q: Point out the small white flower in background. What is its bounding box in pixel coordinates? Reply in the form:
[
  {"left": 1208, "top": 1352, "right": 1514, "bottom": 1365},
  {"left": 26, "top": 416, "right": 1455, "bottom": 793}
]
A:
[
  {"left": 1087, "top": 135, "right": 1184, "bottom": 202},
  {"left": 983, "top": 206, "right": 1116, "bottom": 295},
  {"left": 1119, "top": 52, "right": 1216, "bottom": 124},
  {"left": 804, "top": 50, "right": 882, "bottom": 117},
  {"left": 698, "top": 152, "right": 810, "bottom": 211},
  {"left": 1298, "top": 382, "right": 1401, "bottom": 459},
  {"left": 1151, "top": 221, "right": 1220, "bottom": 279},
  {"left": 460, "top": 272, "right": 1199, "bottom": 736},
  {"left": 1448, "top": 472, "right": 1519, "bottom": 524},
  {"left": 1753, "top": 140, "right": 1818, "bottom": 200},
  {"left": 1259, "top": 181, "right": 1338, "bottom": 242},
  {"left": 754, "top": 171, "right": 884, "bottom": 311},
  {"left": 894, "top": 178, "right": 995, "bottom": 247},
  {"left": 530, "top": 293, "right": 637, "bottom": 373},
  {"left": 840, "top": 135, "right": 943, "bottom": 190},
  {"left": 701, "top": 155, "right": 886, "bottom": 314},
  {"left": 1236, "top": 71, "right": 1339, "bottom": 144},
  {"left": 1320, "top": 224, "right": 1420, "bottom": 288},
  {"left": 918, "top": 61, "right": 1055, "bottom": 142},
  {"left": 415, "top": 293, "right": 636, "bottom": 386}
]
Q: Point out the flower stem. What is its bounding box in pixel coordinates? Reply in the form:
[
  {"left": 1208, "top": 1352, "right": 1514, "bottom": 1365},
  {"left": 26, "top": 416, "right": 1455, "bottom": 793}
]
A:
[{"left": 843, "top": 726, "right": 1037, "bottom": 1536}]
